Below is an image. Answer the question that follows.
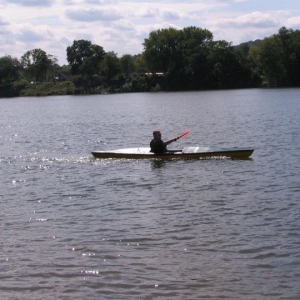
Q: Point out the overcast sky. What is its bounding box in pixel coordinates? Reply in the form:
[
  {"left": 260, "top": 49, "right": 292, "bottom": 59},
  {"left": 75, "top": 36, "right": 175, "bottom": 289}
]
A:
[{"left": 0, "top": 0, "right": 300, "bottom": 65}]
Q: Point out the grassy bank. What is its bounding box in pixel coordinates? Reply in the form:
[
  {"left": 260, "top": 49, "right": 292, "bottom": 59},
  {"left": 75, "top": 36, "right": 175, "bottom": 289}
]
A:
[{"left": 20, "top": 81, "right": 75, "bottom": 96}]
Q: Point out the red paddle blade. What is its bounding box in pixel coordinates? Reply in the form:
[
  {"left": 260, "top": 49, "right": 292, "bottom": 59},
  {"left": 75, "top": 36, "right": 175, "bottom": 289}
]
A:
[{"left": 178, "top": 129, "right": 190, "bottom": 139}]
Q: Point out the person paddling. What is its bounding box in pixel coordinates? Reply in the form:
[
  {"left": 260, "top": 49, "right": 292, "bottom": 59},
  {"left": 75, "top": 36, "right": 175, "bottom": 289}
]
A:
[{"left": 150, "top": 131, "right": 178, "bottom": 153}]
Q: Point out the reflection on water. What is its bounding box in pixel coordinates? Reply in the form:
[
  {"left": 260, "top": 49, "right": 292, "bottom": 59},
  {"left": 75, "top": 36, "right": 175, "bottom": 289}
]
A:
[{"left": 151, "top": 159, "right": 167, "bottom": 169}]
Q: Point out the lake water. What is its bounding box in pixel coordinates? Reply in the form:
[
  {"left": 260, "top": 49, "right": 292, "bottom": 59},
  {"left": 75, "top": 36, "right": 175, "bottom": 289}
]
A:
[{"left": 1, "top": 89, "right": 300, "bottom": 299}]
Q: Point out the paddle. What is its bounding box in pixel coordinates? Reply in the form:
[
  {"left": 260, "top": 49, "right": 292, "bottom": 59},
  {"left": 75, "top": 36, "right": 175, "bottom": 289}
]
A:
[{"left": 175, "top": 129, "right": 190, "bottom": 141}]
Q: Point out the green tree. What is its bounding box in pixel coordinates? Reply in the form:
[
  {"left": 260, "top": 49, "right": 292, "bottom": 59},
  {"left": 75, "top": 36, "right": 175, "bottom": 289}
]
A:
[
  {"left": 278, "top": 27, "right": 300, "bottom": 86},
  {"left": 100, "top": 52, "right": 121, "bottom": 82},
  {"left": 120, "top": 54, "right": 135, "bottom": 78},
  {"left": 208, "top": 40, "right": 247, "bottom": 88},
  {"left": 20, "top": 49, "right": 50, "bottom": 82},
  {"left": 78, "top": 57, "right": 102, "bottom": 93},
  {"left": 66, "top": 40, "right": 105, "bottom": 75},
  {"left": 260, "top": 33, "right": 289, "bottom": 86},
  {"left": 180, "top": 27, "right": 213, "bottom": 89},
  {"left": 143, "top": 28, "right": 182, "bottom": 73},
  {"left": 133, "top": 54, "right": 149, "bottom": 73},
  {"left": 255, "top": 27, "right": 300, "bottom": 87},
  {"left": 47, "top": 55, "right": 59, "bottom": 81},
  {"left": 288, "top": 29, "right": 300, "bottom": 85},
  {"left": 143, "top": 27, "right": 215, "bottom": 90},
  {"left": 247, "top": 45, "right": 261, "bottom": 75},
  {"left": 0, "top": 55, "right": 20, "bottom": 85}
]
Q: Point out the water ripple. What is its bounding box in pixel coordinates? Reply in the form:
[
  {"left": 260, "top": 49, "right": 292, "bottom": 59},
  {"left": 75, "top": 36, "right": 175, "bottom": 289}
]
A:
[{"left": 1, "top": 91, "right": 300, "bottom": 299}]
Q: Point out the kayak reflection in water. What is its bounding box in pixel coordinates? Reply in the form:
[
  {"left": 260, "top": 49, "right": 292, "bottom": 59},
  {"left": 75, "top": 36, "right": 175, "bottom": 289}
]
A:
[{"left": 150, "top": 131, "right": 178, "bottom": 153}]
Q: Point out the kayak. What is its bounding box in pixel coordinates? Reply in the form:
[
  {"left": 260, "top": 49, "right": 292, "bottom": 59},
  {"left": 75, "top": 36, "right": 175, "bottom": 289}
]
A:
[{"left": 92, "top": 147, "right": 254, "bottom": 160}]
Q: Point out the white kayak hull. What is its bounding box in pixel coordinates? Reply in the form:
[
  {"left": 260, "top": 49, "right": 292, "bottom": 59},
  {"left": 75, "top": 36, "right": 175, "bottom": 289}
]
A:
[{"left": 92, "top": 147, "right": 254, "bottom": 160}]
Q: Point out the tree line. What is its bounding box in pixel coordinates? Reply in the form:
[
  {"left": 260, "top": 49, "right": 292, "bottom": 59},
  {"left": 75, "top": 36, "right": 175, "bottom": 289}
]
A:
[{"left": 1, "top": 26, "right": 300, "bottom": 97}]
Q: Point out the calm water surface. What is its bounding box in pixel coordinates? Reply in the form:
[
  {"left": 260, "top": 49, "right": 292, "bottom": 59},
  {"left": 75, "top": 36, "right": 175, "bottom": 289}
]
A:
[{"left": 1, "top": 89, "right": 300, "bottom": 299}]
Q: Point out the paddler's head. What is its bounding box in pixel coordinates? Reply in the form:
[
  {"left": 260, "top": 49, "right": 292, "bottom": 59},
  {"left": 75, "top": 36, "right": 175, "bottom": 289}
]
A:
[{"left": 153, "top": 131, "right": 162, "bottom": 139}]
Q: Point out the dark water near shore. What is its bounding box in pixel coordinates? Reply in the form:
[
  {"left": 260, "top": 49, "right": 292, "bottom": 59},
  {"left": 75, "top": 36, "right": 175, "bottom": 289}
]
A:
[{"left": 1, "top": 89, "right": 300, "bottom": 299}]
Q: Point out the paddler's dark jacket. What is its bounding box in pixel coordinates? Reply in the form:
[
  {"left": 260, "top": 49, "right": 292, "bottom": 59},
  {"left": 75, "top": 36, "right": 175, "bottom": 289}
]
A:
[{"left": 150, "top": 138, "right": 166, "bottom": 153}]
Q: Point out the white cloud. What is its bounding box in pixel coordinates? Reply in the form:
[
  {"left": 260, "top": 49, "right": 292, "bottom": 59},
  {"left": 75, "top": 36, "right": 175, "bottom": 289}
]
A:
[
  {"left": 0, "top": 23, "right": 70, "bottom": 62},
  {"left": 112, "top": 19, "right": 135, "bottom": 31},
  {"left": 0, "top": 16, "right": 8, "bottom": 26},
  {"left": 65, "top": 7, "right": 123, "bottom": 22},
  {"left": 63, "top": 0, "right": 116, "bottom": 5},
  {"left": 135, "top": 5, "right": 159, "bottom": 18},
  {"left": 214, "top": 11, "right": 285, "bottom": 29},
  {"left": 286, "top": 16, "right": 300, "bottom": 28},
  {"left": 161, "top": 9, "right": 184, "bottom": 21},
  {"left": 85, "top": 0, "right": 116, "bottom": 4},
  {"left": 6, "top": 0, "right": 53, "bottom": 7},
  {"left": 11, "top": 23, "right": 54, "bottom": 42},
  {"left": 133, "top": 5, "right": 194, "bottom": 23}
]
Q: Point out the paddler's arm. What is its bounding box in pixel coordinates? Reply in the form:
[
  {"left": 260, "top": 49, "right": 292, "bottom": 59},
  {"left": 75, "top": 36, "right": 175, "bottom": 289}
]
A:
[{"left": 163, "top": 137, "right": 178, "bottom": 146}]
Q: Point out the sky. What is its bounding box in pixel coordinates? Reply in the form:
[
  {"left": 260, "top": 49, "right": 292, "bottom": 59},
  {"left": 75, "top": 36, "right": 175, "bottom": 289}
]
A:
[{"left": 0, "top": 0, "right": 300, "bottom": 65}]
